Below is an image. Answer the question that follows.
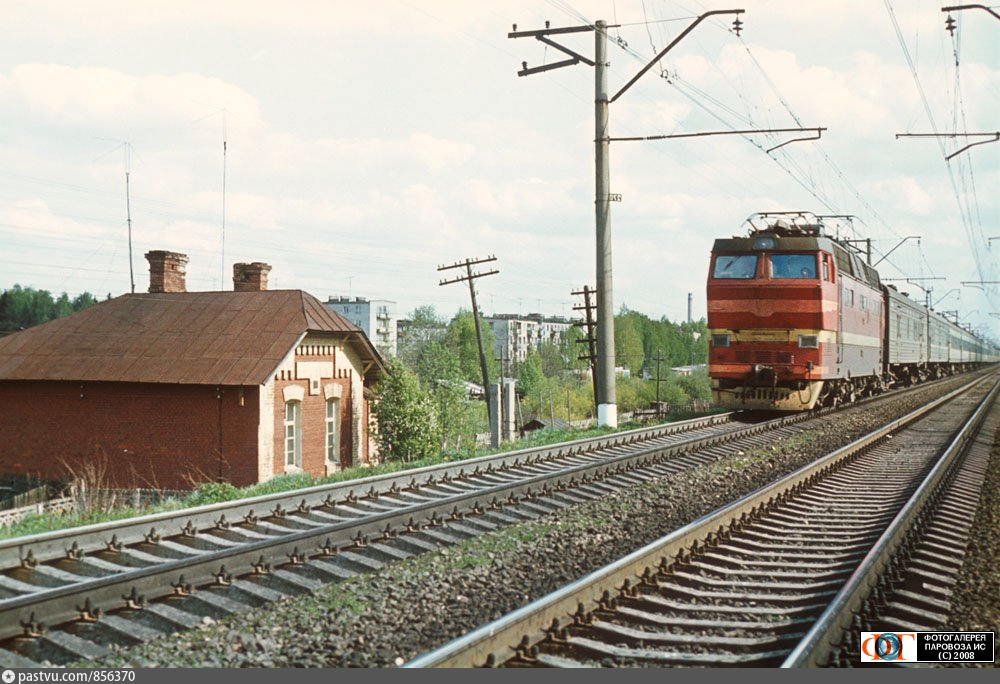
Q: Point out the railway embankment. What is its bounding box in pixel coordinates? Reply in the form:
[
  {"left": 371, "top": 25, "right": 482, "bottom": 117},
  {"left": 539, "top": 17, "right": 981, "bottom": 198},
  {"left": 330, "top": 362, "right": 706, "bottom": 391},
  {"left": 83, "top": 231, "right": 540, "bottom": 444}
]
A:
[{"left": 82, "top": 375, "right": 994, "bottom": 668}]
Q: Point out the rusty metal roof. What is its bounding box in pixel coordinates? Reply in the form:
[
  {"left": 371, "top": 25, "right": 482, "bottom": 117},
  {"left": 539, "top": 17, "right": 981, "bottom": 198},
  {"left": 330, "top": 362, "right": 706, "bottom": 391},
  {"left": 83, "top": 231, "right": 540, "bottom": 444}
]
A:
[{"left": 0, "top": 290, "right": 384, "bottom": 386}]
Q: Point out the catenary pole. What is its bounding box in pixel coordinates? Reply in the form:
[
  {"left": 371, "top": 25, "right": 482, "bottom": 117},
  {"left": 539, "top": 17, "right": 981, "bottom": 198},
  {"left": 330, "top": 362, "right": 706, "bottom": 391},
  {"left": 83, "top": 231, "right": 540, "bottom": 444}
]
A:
[
  {"left": 509, "top": 9, "right": 817, "bottom": 428},
  {"left": 594, "top": 20, "right": 616, "bottom": 427}
]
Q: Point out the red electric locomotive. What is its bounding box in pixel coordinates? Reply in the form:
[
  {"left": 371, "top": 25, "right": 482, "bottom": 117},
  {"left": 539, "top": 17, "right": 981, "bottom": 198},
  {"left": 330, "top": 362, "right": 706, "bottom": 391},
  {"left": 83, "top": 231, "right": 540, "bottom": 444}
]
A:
[{"left": 707, "top": 212, "right": 885, "bottom": 410}]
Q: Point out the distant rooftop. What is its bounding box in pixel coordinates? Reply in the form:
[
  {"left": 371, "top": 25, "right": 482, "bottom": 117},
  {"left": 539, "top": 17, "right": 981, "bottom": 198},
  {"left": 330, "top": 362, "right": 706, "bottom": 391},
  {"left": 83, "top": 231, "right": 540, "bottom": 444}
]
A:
[
  {"left": 486, "top": 313, "right": 572, "bottom": 324},
  {"left": 0, "top": 290, "right": 383, "bottom": 386}
]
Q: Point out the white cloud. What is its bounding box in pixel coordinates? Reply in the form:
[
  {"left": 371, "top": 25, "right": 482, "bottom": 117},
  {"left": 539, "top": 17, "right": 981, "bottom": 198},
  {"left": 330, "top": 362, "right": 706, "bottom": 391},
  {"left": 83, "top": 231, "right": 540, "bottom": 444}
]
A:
[{"left": 0, "top": 64, "right": 263, "bottom": 132}]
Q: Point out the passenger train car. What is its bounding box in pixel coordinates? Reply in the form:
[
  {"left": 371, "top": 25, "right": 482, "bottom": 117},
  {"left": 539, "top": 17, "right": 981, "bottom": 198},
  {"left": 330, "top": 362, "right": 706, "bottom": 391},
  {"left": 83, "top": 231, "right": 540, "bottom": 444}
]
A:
[{"left": 707, "top": 212, "right": 999, "bottom": 410}]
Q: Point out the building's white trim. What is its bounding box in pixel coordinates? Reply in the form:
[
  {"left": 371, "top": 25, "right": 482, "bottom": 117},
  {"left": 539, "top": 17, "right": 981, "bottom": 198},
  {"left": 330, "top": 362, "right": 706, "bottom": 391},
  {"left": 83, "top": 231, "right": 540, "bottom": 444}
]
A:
[
  {"left": 282, "top": 384, "right": 305, "bottom": 402},
  {"left": 266, "top": 331, "right": 307, "bottom": 382},
  {"left": 257, "top": 380, "right": 275, "bottom": 482}
]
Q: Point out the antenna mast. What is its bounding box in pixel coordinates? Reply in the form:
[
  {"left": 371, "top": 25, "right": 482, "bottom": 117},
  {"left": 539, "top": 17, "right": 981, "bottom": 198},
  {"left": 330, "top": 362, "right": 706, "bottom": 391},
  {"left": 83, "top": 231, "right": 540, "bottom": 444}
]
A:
[
  {"left": 221, "top": 110, "right": 227, "bottom": 288},
  {"left": 125, "top": 142, "right": 134, "bottom": 294}
]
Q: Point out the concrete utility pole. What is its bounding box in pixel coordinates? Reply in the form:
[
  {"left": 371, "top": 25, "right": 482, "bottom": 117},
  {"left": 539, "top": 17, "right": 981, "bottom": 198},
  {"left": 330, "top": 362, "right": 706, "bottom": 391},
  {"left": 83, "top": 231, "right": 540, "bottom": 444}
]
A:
[
  {"left": 509, "top": 10, "right": 825, "bottom": 428},
  {"left": 593, "top": 20, "right": 616, "bottom": 428}
]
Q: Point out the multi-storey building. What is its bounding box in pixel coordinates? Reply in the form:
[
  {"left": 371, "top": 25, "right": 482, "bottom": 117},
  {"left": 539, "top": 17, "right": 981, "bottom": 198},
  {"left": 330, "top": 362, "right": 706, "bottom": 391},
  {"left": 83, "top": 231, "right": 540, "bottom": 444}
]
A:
[
  {"left": 485, "top": 314, "right": 573, "bottom": 364},
  {"left": 325, "top": 297, "right": 397, "bottom": 356}
]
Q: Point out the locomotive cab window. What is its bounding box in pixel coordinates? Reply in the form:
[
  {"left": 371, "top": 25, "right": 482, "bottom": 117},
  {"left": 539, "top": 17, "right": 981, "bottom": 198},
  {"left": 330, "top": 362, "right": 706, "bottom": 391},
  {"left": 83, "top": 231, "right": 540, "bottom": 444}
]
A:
[
  {"left": 712, "top": 255, "right": 758, "bottom": 279},
  {"left": 769, "top": 254, "right": 817, "bottom": 279}
]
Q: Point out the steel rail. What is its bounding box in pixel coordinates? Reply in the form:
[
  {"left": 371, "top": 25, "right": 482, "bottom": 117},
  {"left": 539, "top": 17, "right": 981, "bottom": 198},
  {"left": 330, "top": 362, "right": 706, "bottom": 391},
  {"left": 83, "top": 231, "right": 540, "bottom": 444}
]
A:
[
  {"left": 1, "top": 372, "right": 949, "bottom": 647},
  {"left": 0, "top": 371, "right": 985, "bottom": 654},
  {"left": 3, "top": 369, "right": 974, "bottom": 571},
  {"left": 4, "top": 368, "right": 981, "bottom": 573},
  {"left": 0, "top": 411, "right": 803, "bottom": 642},
  {"left": 781, "top": 375, "right": 1000, "bottom": 667},
  {"left": 0, "top": 412, "right": 734, "bottom": 569},
  {"left": 404, "top": 375, "right": 989, "bottom": 668}
]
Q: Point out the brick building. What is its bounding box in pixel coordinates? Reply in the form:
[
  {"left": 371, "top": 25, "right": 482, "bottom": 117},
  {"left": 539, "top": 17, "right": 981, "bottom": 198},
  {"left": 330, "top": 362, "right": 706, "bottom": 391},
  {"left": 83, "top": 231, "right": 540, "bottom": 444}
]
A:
[{"left": 0, "top": 251, "right": 383, "bottom": 490}]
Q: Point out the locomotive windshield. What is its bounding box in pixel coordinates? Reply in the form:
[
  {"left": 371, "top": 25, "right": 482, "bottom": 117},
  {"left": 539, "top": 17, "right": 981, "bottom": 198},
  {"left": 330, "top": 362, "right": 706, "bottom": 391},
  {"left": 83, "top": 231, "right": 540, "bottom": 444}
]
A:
[
  {"left": 769, "top": 254, "right": 817, "bottom": 279},
  {"left": 712, "top": 255, "right": 757, "bottom": 279}
]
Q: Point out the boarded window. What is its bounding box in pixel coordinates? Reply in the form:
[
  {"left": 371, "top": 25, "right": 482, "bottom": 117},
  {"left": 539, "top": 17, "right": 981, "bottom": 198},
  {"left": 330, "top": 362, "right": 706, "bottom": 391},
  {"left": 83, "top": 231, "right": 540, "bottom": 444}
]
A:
[{"left": 326, "top": 398, "right": 339, "bottom": 463}]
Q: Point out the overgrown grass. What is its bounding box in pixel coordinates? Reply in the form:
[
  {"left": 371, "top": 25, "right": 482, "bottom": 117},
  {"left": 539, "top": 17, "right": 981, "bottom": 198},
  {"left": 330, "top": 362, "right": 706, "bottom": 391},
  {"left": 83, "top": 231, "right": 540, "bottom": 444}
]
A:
[{"left": 0, "top": 412, "right": 719, "bottom": 541}]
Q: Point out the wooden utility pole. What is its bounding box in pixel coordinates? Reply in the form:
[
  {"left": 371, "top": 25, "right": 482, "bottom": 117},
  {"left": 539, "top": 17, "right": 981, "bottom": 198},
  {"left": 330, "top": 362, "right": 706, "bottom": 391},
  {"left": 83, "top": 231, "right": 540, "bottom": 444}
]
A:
[
  {"left": 438, "top": 255, "right": 499, "bottom": 422},
  {"left": 652, "top": 351, "right": 668, "bottom": 417},
  {"left": 572, "top": 285, "right": 598, "bottom": 411}
]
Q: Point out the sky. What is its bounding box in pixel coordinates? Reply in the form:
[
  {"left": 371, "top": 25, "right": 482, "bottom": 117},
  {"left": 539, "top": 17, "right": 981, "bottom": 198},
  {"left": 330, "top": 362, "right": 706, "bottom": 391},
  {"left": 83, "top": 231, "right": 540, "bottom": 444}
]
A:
[{"left": 1, "top": 0, "right": 997, "bottom": 336}]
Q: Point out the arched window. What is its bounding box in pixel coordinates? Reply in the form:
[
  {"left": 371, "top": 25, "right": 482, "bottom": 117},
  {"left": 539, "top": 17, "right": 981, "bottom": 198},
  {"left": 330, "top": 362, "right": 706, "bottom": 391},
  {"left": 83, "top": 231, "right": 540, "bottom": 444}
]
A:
[
  {"left": 326, "top": 398, "right": 340, "bottom": 464},
  {"left": 284, "top": 400, "right": 301, "bottom": 468}
]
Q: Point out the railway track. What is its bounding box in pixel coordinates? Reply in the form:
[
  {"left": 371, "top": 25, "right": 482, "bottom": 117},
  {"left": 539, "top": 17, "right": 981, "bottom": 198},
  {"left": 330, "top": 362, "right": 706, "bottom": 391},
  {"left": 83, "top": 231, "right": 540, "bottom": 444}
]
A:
[
  {"left": 0, "top": 374, "right": 982, "bottom": 666},
  {"left": 406, "top": 373, "right": 999, "bottom": 668}
]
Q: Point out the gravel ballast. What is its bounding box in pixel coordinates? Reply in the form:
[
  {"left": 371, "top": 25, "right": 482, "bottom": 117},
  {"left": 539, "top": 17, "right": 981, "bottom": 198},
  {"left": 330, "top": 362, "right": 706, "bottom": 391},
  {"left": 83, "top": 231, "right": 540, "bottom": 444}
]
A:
[
  {"left": 83, "top": 376, "right": 995, "bottom": 668},
  {"left": 946, "top": 411, "right": 1000, "bottom": 646}
]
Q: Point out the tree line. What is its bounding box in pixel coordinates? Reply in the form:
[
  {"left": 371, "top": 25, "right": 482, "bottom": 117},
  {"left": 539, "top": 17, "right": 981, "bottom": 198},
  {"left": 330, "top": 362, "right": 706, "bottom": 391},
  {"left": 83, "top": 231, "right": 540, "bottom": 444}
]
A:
[
  {"left": 0, "top": 285, "right": 100, "bottom": 335},
  {"left": 373, "top": 305, "right": 711, "bottom": 463}
]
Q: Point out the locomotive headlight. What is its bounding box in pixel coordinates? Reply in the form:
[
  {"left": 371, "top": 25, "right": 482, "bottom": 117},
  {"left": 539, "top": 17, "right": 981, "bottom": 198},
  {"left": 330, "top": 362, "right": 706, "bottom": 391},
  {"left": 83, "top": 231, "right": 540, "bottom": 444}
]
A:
[
  {"left": 711, "top": 333, "right": 730, "bottom": 348},
  {"left": 798, "top": 335, "right": 819, "bottom": 349}
]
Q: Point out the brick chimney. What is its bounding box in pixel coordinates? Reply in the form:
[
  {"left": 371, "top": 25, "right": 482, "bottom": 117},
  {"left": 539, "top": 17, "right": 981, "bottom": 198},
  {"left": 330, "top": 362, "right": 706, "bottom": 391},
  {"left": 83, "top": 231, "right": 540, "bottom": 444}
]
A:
[
  {"left": 233, "top": 262, "right": 272, "bottom": 292},
  {"left": 145, "top": 250, "right": 189, "bottom": 293}
]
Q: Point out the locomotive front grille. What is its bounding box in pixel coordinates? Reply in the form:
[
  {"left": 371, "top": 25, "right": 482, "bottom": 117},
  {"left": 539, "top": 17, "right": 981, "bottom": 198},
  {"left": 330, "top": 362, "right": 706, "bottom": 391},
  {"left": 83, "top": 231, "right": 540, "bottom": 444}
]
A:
[{"left": 733, "top": 350, "right": 794, "bottom": 364}]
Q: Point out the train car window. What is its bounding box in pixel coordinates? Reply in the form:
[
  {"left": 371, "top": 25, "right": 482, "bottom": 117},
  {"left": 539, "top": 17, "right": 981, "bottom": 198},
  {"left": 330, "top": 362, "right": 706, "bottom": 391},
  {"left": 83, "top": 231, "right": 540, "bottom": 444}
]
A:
[
  {"left": 822, "top": 256, "right": 830, "bottom": 281},
  {"left": 712, "top": 255, "right": 757, "bottom": 279},
  {"left": 769, "top": 254, "right": 817, "bottom": 279}
]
